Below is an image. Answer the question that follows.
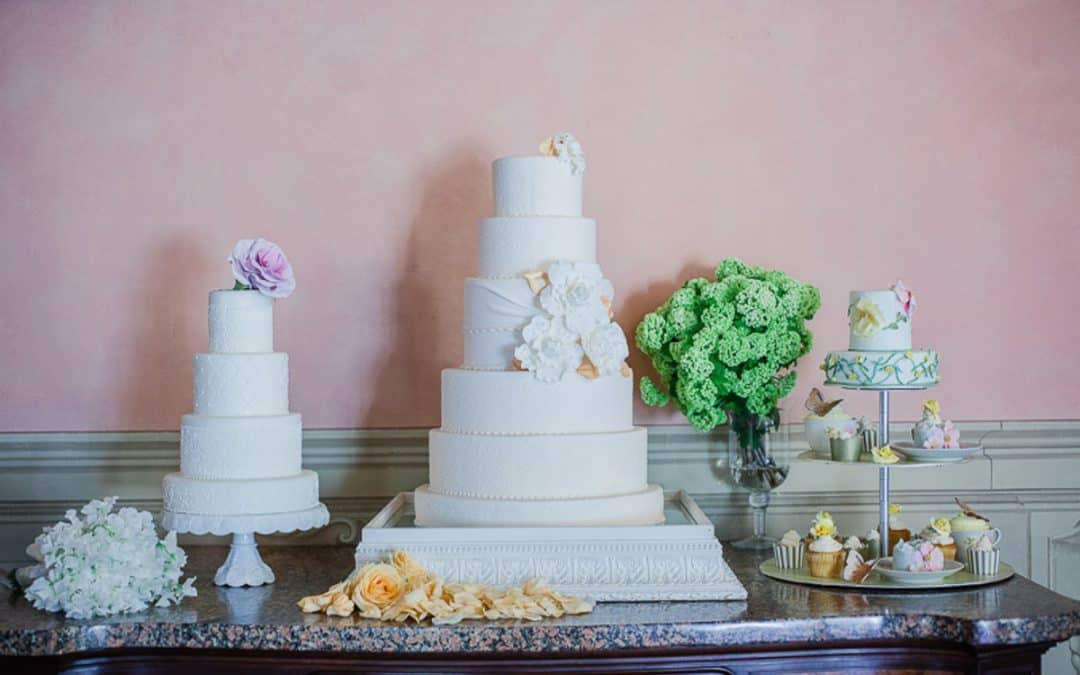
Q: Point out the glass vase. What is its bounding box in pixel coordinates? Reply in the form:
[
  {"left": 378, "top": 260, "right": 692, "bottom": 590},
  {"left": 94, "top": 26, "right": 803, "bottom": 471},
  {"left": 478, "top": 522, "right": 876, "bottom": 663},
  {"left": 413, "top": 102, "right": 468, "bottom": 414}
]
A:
[{"left": 728, "top": 411, "right": 790, "bottom": 550}]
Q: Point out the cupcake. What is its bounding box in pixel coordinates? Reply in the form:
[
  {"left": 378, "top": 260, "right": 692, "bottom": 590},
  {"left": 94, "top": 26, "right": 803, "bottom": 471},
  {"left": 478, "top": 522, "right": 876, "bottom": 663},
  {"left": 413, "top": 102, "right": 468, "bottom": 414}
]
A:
[
  {"left": 887, "top": 503, "right": 911, "bottom": 552},
  {"left": 921, "top": 517, "right": 957, "bottom": 561},
  {"left": 893, "top": 539, "right": 944, "bottom": 573},
  {"left": 773, "top": 529, "right": 806, "bottom": 570},
  {"left": 806, "top": 512, "right": 844, "bottom": 578},
  {"left": 843, "top": 535, "right": 864, "bottom": 554},
  {"left": 912, "top": 400, "right": 961, "bottom": 449},
  {"left": 950, "top": 498, "right": 1002, "bottom": 560},
  {"left": 966, "top": 533, "right": 1001, "bottom": 575},
  {"left": 804, "top": 389, "right": 855, "bottom": 457}
]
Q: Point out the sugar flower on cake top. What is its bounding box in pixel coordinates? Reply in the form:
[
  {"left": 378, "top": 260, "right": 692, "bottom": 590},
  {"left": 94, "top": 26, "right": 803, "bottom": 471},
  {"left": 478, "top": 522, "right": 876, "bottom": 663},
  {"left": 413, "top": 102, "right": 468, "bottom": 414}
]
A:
[
  {"left": 870, "top": 445, "right": 900, "bottom": 464},
  {"left": 228, "top": 238, "right": 295, "bottom": 299},
  {"left": 539, "top": 132, "right": 585, "bottom": 175}
]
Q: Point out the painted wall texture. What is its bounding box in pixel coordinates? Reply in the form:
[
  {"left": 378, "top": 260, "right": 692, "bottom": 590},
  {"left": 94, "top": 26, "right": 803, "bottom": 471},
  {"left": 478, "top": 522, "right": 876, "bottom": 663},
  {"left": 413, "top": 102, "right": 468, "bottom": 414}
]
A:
[{"left": 1, "top": 1, "right": 1078, "bottom": 432}]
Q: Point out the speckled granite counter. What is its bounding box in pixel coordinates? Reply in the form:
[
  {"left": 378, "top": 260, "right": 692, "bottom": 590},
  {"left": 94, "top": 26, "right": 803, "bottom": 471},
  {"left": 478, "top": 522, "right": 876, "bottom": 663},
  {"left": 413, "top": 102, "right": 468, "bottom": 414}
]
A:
[{"left": 1, "top": 545, "right": 1078, "bottom": 670}]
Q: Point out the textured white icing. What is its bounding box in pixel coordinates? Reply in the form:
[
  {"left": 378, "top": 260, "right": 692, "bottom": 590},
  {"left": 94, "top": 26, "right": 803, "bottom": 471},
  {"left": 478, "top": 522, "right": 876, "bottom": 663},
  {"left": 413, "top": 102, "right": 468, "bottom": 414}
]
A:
[
  {"left": 179, "top": 413, "right": 302, "bottom": 480},
  {"left": 478, "top": 217, "right": 596, "bottom": 277},
  {"left": 428, "top": 427, "right": 647, "bottom": 500},
  {"left": 162, "top": 470, "right": 319, "bottom": 516},
  {"left": 193, "top": 353, "right": 289, "bottom": 416},
  {"left": 208, "top": 290, "right": 273, "bottom": 353},
  {"left": 463, "top": 277, "right": 540, "bottom": 369},
  {"left": 493, "top": 156, "right": 582, "bottom": 217},
  {"left": 440, "top": 368, "right": 633, "bottom": 435},
  {"left": 413, "top": 483, "right": 665, "bottom": 527},
  {"left": 848, "top": 290, "right": 912, "bottom": 351}
]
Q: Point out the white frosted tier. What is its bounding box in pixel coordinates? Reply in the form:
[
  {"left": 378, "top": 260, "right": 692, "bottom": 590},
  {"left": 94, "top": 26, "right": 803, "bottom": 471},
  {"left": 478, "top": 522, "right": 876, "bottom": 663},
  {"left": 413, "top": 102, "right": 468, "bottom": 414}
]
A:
[
  {"left": 413, "top": 484, "right": 665, "bottom": 527},
  {"left": 193, "top": 353, "right": 289, "bottom": 416},
  {"left": 162, "top": 470, "right": 320, "bottom": 516},
  {"left": 463, "top": 277, "right": 539, "bottom": 369},
  {"left": 848, "top": 290, "right": 912, "bottom": 351},
  {"left": 441, "top": 368, "right": 633, "bottom": 434},
  {"left": 180, "top": 413, "right": 302, "bottom": 480},
  {"left": 478, "top": 217, "right": 596, "bottom": 277},
  {"left": 208, "top": 290, "right": 273, "bottom": 353},
  {"left": 493, "top": 156, "right": 582, "bottom": 217},
  {"left": 428, "top": 427, "right": 647, "bottom": 499}
]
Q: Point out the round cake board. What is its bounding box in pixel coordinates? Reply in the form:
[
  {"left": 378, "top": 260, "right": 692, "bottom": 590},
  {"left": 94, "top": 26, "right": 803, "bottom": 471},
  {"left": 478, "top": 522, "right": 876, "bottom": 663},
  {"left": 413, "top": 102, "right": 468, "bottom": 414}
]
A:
[{"left": 759, "top": 558, "right": 1014, "bottom": 591}]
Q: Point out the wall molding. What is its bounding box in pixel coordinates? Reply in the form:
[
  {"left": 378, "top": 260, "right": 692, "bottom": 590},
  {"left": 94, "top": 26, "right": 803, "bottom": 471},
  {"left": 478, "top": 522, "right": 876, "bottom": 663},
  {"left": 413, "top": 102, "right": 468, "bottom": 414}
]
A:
[{"left": 1, "top": 420, "right": 1078, "bottom": 571}]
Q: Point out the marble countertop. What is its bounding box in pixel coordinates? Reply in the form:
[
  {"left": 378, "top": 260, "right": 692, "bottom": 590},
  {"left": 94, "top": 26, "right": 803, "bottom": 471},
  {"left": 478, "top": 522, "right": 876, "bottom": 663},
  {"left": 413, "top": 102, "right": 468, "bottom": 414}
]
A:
[{"left": 1, "top": 545, "right": 1078, "bottom": 657}]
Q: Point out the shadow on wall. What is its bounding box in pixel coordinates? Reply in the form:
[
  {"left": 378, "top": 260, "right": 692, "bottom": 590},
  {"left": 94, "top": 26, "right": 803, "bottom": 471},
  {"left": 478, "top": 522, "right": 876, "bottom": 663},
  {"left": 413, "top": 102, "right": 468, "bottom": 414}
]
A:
[
  {"left": 362, "top": 144, "right": 490, "bottom": 430},
  {"left": 118, "top": 234, "right": 205, "bottom": 431}
]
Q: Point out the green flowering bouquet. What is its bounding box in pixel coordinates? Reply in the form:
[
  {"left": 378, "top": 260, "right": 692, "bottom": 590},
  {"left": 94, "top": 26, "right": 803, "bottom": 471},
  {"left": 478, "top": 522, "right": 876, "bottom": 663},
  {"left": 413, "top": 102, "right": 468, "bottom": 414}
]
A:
[{"left": 636, "top": 258, "right": 820, "bottom": 436}]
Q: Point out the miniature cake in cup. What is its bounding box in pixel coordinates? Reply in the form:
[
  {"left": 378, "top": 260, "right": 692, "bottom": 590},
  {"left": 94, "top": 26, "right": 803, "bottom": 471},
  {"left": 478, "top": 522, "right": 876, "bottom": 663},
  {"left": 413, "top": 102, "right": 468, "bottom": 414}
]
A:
[
  {"left": 887, "top": 503, "right": 912, "bottom": 552},
  {"left": 803, "top": 388, "right": 856, "bottom": 458},
  {"left": 966, "top": 533, "right": 1001, "bottom": 575},
  {"left": 806, "top": 512, "right": 845, "bottom": 578},
  {"left": 773, "top": 529, "right": 806, "bottom": 570},
  {"left": 892, "top": 538, "right": 944, "bottom": 573},
  {"left": 921, "top": 517, "right": 957, "bottom": 561},
  {"left": 950, "top": 498, "right": 1002, "bottom": 560}
]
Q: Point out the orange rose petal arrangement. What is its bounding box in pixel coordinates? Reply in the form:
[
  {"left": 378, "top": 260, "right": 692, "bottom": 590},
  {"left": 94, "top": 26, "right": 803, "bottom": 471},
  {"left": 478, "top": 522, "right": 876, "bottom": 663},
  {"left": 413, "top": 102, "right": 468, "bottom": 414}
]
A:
[{"left": 298, "top": 550, "right": 594, "bottom": 624}]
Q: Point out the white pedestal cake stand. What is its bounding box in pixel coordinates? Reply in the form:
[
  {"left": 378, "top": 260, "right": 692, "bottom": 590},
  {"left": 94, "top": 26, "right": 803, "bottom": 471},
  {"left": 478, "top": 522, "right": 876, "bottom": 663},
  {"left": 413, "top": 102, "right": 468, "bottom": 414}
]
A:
[
  {"left": 162, "top": 505, "right": 329, "bottom": 587},
  {"left": 354, "top": 491, "right": 746, "bottom": 602}
]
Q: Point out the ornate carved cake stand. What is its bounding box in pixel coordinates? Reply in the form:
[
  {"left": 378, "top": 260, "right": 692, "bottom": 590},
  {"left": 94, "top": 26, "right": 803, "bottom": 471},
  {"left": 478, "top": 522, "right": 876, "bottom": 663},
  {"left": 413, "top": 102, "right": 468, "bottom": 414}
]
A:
[{"left": 162, "top": 505, "right": 329, "bottom": 587}]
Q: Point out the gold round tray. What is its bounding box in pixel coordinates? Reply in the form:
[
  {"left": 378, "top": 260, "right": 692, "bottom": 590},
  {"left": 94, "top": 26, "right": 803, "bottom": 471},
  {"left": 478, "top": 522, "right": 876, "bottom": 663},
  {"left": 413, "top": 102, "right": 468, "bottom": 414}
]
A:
[{"left": 759, "top": 558, "right": 1014, "bottom": 591}]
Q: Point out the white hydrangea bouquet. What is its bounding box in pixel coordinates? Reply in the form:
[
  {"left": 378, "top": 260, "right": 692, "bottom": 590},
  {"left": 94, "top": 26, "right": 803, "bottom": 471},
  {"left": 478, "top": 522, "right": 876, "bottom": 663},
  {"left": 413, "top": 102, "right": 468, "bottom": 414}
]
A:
[{"left": 17, "top": 497, "right": 196, "bottom": 619}]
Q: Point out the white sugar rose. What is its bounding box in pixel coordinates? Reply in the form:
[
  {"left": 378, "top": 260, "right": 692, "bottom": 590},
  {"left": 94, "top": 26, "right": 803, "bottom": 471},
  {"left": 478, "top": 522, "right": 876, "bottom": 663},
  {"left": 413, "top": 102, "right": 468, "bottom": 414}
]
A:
[
  {"left": 539, "top": 262, "right": 614, "bottom": 337},
  {"left": 514, "top": 315, "right": 583, "bottom": 383},
  {"left": 583, "top": 323, "right": 629, "bottom": 376}
]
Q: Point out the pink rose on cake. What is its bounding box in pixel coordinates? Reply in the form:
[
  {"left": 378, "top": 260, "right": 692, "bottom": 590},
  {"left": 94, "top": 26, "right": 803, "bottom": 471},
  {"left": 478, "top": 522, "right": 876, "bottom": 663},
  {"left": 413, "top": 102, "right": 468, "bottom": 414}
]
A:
[
  {"left": 891, "top": 279, "right": 916, "bottom": 318},
  {"left": 228, "top": 238, "right": 295, "bottom": 298}
]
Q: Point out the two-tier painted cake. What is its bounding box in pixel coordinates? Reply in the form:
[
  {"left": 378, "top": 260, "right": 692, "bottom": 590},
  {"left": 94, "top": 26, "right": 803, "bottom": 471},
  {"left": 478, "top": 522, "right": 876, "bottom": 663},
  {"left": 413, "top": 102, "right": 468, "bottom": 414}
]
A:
[{"left": 823, "top": 281, "right": 938, "bottom": 388}]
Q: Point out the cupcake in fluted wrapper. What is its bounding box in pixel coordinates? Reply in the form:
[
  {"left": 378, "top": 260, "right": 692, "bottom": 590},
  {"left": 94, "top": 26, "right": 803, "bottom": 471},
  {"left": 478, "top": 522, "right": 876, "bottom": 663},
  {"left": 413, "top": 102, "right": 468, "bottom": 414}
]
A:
[
  {"left": 773, "top": 529, "right": 806, "bottom": 569},
  {"left": 966, "top": 533, "right": 1000, "bottom": 575},
  {"left": 806, "top": 512, "right": 844, "bottom": 578}
]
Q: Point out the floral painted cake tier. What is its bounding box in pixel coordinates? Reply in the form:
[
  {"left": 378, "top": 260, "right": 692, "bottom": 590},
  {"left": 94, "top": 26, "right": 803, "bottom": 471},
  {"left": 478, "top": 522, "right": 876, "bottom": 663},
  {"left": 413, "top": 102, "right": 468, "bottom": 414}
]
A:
[{"left": 822, "top": 349, "right": 939, "bottom": 388}]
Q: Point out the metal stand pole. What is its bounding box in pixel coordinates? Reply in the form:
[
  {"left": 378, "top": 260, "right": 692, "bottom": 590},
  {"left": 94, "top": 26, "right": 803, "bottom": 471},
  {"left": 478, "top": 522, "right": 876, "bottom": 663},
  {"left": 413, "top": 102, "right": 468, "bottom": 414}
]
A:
[{"left": 879, "top": 390, "right": 891, "bottom": 557}]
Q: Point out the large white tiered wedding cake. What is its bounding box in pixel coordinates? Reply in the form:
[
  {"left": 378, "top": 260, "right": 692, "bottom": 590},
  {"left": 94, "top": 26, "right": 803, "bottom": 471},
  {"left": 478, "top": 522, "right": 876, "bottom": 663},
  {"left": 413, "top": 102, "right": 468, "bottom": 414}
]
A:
[{"left": 413, "top": 134, "right": 665, "bottom": 527}]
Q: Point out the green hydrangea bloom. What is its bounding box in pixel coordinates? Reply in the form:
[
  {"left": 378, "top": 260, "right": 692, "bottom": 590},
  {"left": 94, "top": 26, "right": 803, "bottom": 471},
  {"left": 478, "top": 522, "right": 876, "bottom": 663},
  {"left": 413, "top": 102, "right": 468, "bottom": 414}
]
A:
[{"left": 636, "top": 258, "right": 819, "bottom": 435}]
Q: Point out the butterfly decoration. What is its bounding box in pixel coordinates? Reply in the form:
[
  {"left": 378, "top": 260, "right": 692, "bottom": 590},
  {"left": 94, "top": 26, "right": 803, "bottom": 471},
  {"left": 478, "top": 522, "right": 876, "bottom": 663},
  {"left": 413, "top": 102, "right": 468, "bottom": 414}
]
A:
[
  {"left": 804, "top": 387, "right": 843, "bottom": 417},
  {"left": 955, "top": 497, "right": 990, "bottom": 523},
  {"left": 842, "top": 550, "right": 878, "bottom": 584}
]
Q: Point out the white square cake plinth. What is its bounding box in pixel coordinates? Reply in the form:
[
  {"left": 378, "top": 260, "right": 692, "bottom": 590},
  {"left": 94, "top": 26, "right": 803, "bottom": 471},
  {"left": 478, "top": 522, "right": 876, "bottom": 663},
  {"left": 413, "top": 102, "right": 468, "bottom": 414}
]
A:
[{"left": 353, "top": 491, "right": 746, "bottom": 602}]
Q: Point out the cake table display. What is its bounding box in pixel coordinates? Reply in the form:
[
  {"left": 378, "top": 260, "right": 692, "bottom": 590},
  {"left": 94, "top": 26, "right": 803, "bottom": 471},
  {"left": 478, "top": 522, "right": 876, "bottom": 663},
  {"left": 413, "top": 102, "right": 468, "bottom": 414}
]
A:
[
  {"left": 354, "top": 135, "right": 745, "bottom": 601},
  {"left": 161, "top": 239, "right": 329, "bottom": 587}
]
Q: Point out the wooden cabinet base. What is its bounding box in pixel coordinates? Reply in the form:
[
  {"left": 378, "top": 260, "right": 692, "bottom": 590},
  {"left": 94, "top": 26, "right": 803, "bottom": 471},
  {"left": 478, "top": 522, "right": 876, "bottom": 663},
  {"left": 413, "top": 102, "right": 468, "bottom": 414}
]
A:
[{"left": 2, "top": 641, "right": 1056, "bottom": 675}]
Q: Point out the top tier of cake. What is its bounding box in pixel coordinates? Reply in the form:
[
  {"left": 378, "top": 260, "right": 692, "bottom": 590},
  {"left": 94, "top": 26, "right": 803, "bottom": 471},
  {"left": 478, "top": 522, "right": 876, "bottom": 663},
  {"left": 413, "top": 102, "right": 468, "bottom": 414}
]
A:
[
  {"left": 209, "top": 290, "right": 273, "bottom": 353},
  {"left": 493, "top": 156, "right": 582, "bottom": 218},
  {"left": 847, "top": 289, "right": 913, "bottom": 351}
]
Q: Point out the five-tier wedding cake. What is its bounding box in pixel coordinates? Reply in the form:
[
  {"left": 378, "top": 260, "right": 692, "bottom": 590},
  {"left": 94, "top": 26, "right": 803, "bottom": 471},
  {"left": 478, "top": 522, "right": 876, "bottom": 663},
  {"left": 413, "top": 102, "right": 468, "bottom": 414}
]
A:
[{"left": 413, "top": 134, "right": 666, "bottom": 527}]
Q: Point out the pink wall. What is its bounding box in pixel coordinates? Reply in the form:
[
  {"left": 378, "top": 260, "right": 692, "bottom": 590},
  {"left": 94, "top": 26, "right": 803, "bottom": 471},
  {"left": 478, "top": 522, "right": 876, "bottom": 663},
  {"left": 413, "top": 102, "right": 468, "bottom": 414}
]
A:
[{"left": 2, "top": 1, "right": 1079, "bottom": 432}]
